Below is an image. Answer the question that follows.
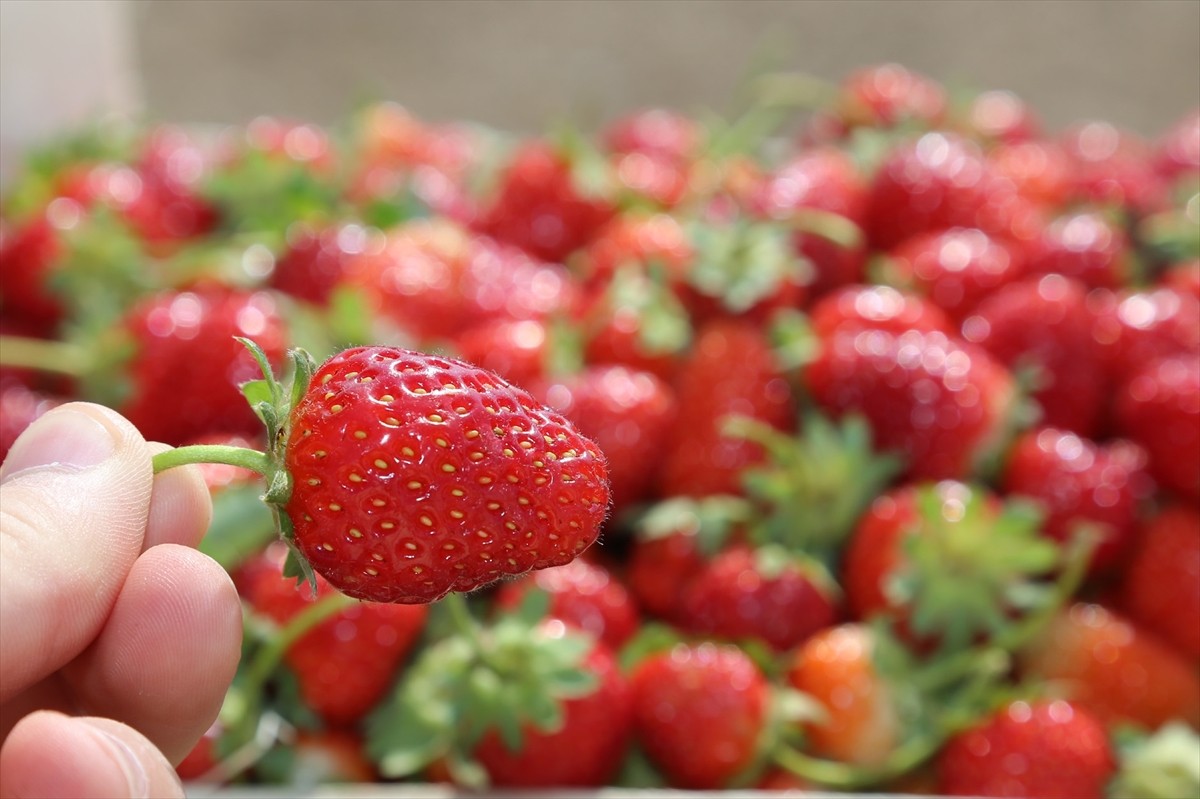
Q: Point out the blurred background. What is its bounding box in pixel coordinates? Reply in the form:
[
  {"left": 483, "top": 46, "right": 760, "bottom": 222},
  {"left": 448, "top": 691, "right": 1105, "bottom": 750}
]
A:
[{"left": 2, "top": 0, "right": 1199, "bottom": 177}]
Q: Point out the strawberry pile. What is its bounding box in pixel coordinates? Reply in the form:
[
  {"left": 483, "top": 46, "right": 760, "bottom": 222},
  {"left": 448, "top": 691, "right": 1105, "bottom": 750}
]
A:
[{"left": 2, "top": 63, "right": 1198, "bottom": 797}]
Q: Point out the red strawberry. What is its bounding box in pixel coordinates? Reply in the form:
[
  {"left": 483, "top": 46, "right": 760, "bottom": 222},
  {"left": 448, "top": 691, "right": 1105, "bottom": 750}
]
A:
[
  {"left": 1026, "top": 210, "right": 1132, "bottom": 289},
  {"left": 1120, "top": 505, "right": 1200, "bottom": 661},
  {"left": 659, "top": 319, "right": 795, "bottom": 497},
  {"left": 785, "top": 623, "right": 901, "bottom": 767},
  {"left": 454, "top": 318, "right": 553, "bottom": 389},
  {"left": 532, "top": 364, "right": 676, "bottom": 514},
  {"left": 880, "top": 227, "right": 1028, "bottom": 322},
  {"left": 476, "top": 141, "right": 615, "bottom": 263},
  {"left": 121, "top": 286, "right": 288, "bottom": 445},
  {"left": 987, "top": 139, "right": 1074, "bottom": 209},
  {"left": 349, "top": 220, "right": 578, "bottom": 345},
  {"left": 809, "top": 283, "right": 954, "bottom": 339},
  {"left": 283, "top": 346, "right": 609, "bottom": 603},
  {"left": 1017, "top": 602, "right": 1200, "bottom": 730},
  {"left": 962, "top": 274, "right": 1106, "bottom": 437},
  {"left": 1162, "top": 259, "right": 1200, "bottom": 300},
  {"left": 175, "top": 720, "right": 223, "bottom": 782},
  {"left": 492, "top": 558, "right": 641, "bottom": 651},
  {"left": 681, "top": 544, "right": 838, "bottom": 652},
  {"left": 245, "top": 553, "right": 428, "bottom": 726},
  {"left": 472, "top": 637, "right": 633, "bottom": 787},
  {"left": 1113, "top": 354, "right": 1200, "bottom": 503},
  {"left": 1091, "top": 287, "right": 1200, "bottom": 386},
  {"left": 1061, "top": 121, "right": 1166, "bottom": 214},
  {"left": 1155, "top": 109, "right": 1200, "bottom": 180},
  {"left": 270, "top": 222, "right": 384, "bottom": 307},
  {"left": 602, "top": 108, "right": 699, "bottom": 163},
  {"left": 576, "top": 212, "right": 692, "bottom": 295},
  {"left": 864, "top": 132, "right": 1038, "bottom": 252},
  {"left": 631, "top": 642, "right": 768, "bottom": 789},
  {"left": 0, "top": 200, "right": 79, "bottom": 330},
  {"left": 835, "top": 63, "right": 947, "bottom": 132},
  {"left": 805, "top": 328, "right": 1016, "bottom": 481},
  {"left": 1001, "top": 427, "right": 1151, "bottom": 573},
  {"left": 936, "top": 699, "right": 1115, "bottom": 799},
  {"left": 755, "top": 147, "right": 869, "bottom": 299}
]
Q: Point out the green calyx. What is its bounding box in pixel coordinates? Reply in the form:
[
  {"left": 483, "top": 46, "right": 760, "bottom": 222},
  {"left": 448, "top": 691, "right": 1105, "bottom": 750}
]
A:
[
  {"left": 1109, "top": 722, "right": 1200, "bottom": 799},
  {"left": 150, "top": 337, "right": 317, "bottom": 588},
  {"left": 632, "top": 494, "right": 754, "bottom": 557},
  {"left": 886, "top": 482, "right": 1067, "bottom": 655},
  {"left": 367, "top": 590, "right": 600, "bottom": 788},
  {"left": 724, "top": 411, "right": 902, "bottom": 564},
  {"left": 685, "top": 214, "right": 812, "bottom": 314},
  {"left": 597, "top": 264, "right": 693, "bottom": 358}
]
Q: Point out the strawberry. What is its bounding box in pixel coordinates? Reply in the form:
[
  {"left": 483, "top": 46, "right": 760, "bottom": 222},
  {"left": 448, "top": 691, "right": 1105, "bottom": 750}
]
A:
[
  {"left": 659, "top": 319, "right": 795, "bottom": 497},
  {"left": 454, "top": 318, "right": 553, "bottom": 389},
  {"left": 282, "top": 345, "right": 609, "bottom": 603},
  {"left": 532, "top": 364, "right": 677, "bottom": 515},
  {"left": 270, "top": 222, "right": 384, "bottom": 307},
  {"left": 1061, "top": 121, "right": 1166, "bottom": 214},
  {"left": 679, "top": 544, "right": 839, "bottom": 652},
  {"left": 575, "top": 212, "right": 692, "bottom": 295},
  {"left": 630, "top": 642, "right": 769, "bottom": 789},
  {"left": 369, "top": 599, "right": 632, "bottom": 788},
  {"left": 1017, "top": 602, "right": 1200, "bottom": 730},
  {"left": 1120, "top": 505, "right": 1200, "bottom": 661},
  {"left": 1113, "top": 354, "right": 1200, "bottom": 504},
  {"left": 755, "top": 147, "right": 869, "bottom": 299},
  {"left": 879, "top": 227, "right": 1028, "bottom": 322},
  {"left": 1162, "top": 259, "right": 1200, "bottom": 300},
  {"left": 492, "top": 558, "right": 641, "bottom": 651},
  {"left": 808, "top": 283, "right": 954, "bottom": 339},
  {"left": 1026, "top": 210, "right": 1133, "bottom": 289},
  {"left": 964, "top": 89, "right": 1041, "bottom": 144},
  {"left": 1001, "top": 427, "right": 1151, "bottom": 573},
  {"left": 834, "top": 63, "right": 947, "bottom": 133},
  {"left": 244, "top": 552, "right": 428, "bottom": 726},
  {"left": 1091, "top": 287, "right": 1200, "bottom": 386},
  {"left": 1154, "top": 109, "right": 1200, "bottom": 181},
  {"left": 805, "top": 328, "right": 1017, "bottom": 481},
  {"left": 119, "top": 286, "right": 288, "bottom": 445},
  {"left": 936, "top": 699, "right": 1115, "bottom": 799},
  {"left": 785, "top": 623, "right": 901, "bottom": 767},
  {"left": 841, "top": 481, "right": 1061, "bottom": 653},
  {"left": 0, "top": 381, "right": 61, "bottom": 461},
  {"left": 476, "top": 140, "right": 615, "bottom": 263},
  {"left": 987, "top": 139, "right": 1074, "bottom": 209},
  {"left": 602, "top": 108, "right": 699, "bottom": 163},
  {"left": 962, "top": 273, "right": 1107, "bottom": 437},
  {"left": 175, "top": 720, "right": 223, "bottom": 782}
]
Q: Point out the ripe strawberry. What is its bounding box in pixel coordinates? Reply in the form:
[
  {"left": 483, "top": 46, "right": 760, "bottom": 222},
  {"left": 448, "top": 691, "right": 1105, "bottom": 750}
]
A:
[
  {"left": 1002, "top": 427, "right": 1150, "bottom": 574},
  {"left": 631, "top": 642, "right": 768, "bottom": 789},
  {"left": 575, "top": 212, "right": 692, "bottom": 295},
  {"left": 283, "top": 346, "right": 609, "bottom": 603},
  {"left": 1113, "top": 354, "right": 1200, "bottom": 503},
  {"left": 1091, "top": 287, "right": 1200, "bottom": 386},
  {"left": 1026, "top": 210, "right": 1132, "bottom": 289},
  {"left": 492, "top": 558, "right": 641, "bottom": 651},
  {"left": 1061, "top": 121, "right": 1166, "bottom": 214},
  {"left": 532, "top": 364, "right": 676, "bottom": 514},
  {"left": 808, "top": 283, "right": 954, "bottom": 339},
  {"left": 679, "top": 545, "right": 839, "bottom": 652},
  {"left": 121, "top": 286, "right": 288, "bottom": 445},
  {"left": 659, "top": 319, "right": 795, "bottom": 497},
  {"left": 805, "top": 328, "right": 1016, "bottom": 481},
  {"left": 1120, "top": 505, "right": 1200, "bottom": 661},
  {"left": 476, "top": 140, "right": 615, "bottom": 263},
  {"left": 348, "top": 220, "right": 579, "bottom": 345},
  {"left": 962, "top": 274, "right": 1106, "bottom": 437},
  {"left": 936, "top": 699, "right": 1115, "bottom": 799},
  {"left": 879, "top": 227, "right": 1028, "bottom": 322},
  {"left": 1162, "top": 259, "right": 1200, "bottom": 300},
  {"left": 1017, "top": 602, "right": 1200, "bottom": 730},
  {"left": 964, "top": 89, "right": 1041, "bottom": 143},
  {"left": 270, "top": 222, "right": 384, "bottom": 307},
  {"left": 785, "top": 623, "right": 901, "bottom": 767},
  {"left": 755, "top": 147, "right": 869, "bottom": 299},
  {"left": 471, "top": 638, "right": 633, "bottom": 787},
  {"left": 987, "top": 139, "right": 1074, "bottom": 209},
  {"left": 834, "top": 63, "right": 947, "bottom": 132},
  {"left": 454, "top": 318, "right": 553, "bottom": 389},
  {"left": 245, "top": 553, "right": 428, "bottom": 726},
  {"left": 0, "top": 200, "right": 81, "bottom": 331},
  {"left": 175, "top": 720, "right": 223, "bottom": 781},
  {"left": 864, "top": 132, "right": 1038, "bottom": 252},
  {"left": 602, "top": 108, "right": 699, "bottom": 163}
]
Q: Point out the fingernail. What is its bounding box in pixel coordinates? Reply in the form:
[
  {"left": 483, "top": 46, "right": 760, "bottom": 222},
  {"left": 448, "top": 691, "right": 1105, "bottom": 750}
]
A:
[
  {"left": 1, "top": 407, "right": 117, "bottom": 480},
  {"left": 84, "top": 725, "right": 150, "bottom": 799}
]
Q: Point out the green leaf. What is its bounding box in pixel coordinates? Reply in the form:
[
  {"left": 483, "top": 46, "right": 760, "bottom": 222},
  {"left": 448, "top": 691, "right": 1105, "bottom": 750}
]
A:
[
  {"left": 241, "top": 379, "right": 275, "bottom": 411},
  {"left": 198, "top": 484, "right": 277, "bottom": 572},
  {"left": 511, "top": 586, "right": 552, "bottom": 627}
]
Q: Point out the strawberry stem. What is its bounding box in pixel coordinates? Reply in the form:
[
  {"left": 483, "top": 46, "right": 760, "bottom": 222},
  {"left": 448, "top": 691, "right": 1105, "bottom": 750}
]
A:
[
  {"left": 773, "top": 734, "right": 940, "bottom": 790},
  {"left": 0, "top": 334, "right": 88, "bottom": 377},
  {"left": 441, "top": 591, "right": 487, "bottom": 654},
  {"left": 152, "top": 444, "right": 272, "bottom": 477}
]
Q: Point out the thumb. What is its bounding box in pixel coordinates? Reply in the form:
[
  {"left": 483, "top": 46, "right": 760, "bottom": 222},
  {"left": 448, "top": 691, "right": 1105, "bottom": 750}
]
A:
[{"left": 0, "top": 403, "right": 153, "bottom": 702}]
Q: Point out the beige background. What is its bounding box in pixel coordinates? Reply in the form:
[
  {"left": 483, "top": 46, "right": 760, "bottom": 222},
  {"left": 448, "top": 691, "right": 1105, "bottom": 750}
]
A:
[{"left": 130, "top": 0, "right": 1200, "bottom": 136}]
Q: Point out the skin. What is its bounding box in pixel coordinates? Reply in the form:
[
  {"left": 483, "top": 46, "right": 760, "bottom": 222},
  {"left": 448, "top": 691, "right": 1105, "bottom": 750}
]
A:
[{"left": 0, "top": 403, "right": 242, "bottom": 798}]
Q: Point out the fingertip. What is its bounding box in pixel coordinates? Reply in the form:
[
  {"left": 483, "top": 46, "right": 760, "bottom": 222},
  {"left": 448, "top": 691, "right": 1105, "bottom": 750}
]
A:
[{"left": 145, "top": 443, "right": 213, "bottom": 550}]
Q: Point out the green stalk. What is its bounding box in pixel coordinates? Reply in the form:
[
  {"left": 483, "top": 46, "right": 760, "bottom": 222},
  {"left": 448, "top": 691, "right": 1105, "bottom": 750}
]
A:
[
  {"left": 152, "top": 444, "right": 272, "bottom": 477},
  {"left": 773, "top": 734, "right": 940, "bottom": 790},
  {"left": 0, "top": 334, "right": 88, "bottom": 376}
]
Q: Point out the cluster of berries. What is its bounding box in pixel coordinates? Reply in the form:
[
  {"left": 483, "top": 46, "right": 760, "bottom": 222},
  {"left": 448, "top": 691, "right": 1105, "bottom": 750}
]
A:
[{"left": 1, "top": 63, "right": 1197, "bottom": 798}]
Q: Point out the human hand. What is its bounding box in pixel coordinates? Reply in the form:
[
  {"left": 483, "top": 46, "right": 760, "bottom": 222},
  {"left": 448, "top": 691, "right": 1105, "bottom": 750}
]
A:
[{"left": 0, "top": 403, "right": 242, "bottom": 798}]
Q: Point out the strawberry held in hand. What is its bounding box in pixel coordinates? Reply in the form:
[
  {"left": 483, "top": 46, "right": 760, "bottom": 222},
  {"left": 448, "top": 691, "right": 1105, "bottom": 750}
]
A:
[{"left": 158, "top": 342, "right": 610, "bottom": 605}]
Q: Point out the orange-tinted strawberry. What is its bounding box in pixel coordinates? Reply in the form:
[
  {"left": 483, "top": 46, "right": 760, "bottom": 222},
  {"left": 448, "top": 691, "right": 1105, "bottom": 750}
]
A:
[
  {"left": 937, "top": 699, "right": 1115, "bottom": 799},
  {"left": 1017, "top": 603, "right": 1200, "bottom": 730}
]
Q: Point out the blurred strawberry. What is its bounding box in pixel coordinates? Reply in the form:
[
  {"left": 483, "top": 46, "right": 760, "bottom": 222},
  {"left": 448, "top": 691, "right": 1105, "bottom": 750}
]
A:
[
  {"left": 1154, "top": 109, "right": 1200, "bottom": 181},
  {"left": 1113, "top": 354, "right": 1200, "bottom": 504},
  {"left": 1026, "top": 210, "right": 1133, "bottom": 289},
  {"left": 1061, "top": 121, "right": 1167, "bottom": 214},
  {"left": 454, "top": 318, "right": 553, "bottom": 389},
  {"left": 270, "top": 222, "right": 384, "bottom": 307},
  {"left": 1120, "top": 505, "right": 1200, "bottom": 662},
  {"left": 809, "top": 283, "right": 954, "bottom": 339},
  {"left": 1091, "top": 286, "right": 1200, "bottom": 386},
  {"left": 0, "top": 381, "right": 61, "bottom": 462},
  {"left": 834, "top": 63, "right": 947, "bottom": 133},
  {"left": 1017, "top": 602, "right": 1200, "bottom": 730},
  {"left": 964, "top": 90, "right": 1041, "bottom": 144},
  {"left": 987, "top": 139, "right": 1074, "bottom": 209}
]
